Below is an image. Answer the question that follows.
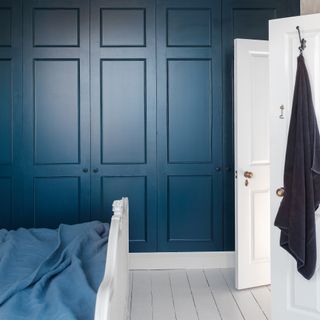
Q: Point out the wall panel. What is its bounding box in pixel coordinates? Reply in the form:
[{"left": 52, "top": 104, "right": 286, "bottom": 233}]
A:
[
  {"left": 301, "top": 0, "right": 320, "bottom": 15},
  {"left": 233, "top": 9, "right": 276, "bottom": 40}
]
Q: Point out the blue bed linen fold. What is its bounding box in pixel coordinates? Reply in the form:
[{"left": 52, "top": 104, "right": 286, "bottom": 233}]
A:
[{"left": 0, "top": 221, "right": 109, "bottom": 320}]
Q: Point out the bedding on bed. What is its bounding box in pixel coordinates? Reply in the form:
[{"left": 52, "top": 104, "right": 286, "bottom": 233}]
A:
[{"left": 0, "top": 221, "right": 109, "bottom": 320}]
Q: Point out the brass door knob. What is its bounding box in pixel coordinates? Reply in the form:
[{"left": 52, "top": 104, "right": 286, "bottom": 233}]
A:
[
  {"left": 244, "top": 171, "right": 253, "bottom": 179},
  {"left": 276, "top": 187, "right": 285, "bottom": 197}
]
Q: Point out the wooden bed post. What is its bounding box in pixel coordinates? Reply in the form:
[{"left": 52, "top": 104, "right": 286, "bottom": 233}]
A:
[{"left": 94, "top": 197, "right": 129, "bottom": 320}]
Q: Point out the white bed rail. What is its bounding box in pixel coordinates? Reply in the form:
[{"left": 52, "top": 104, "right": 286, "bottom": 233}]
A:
[{"left": 94, "top": 198, "right": 129, "bottom": 320}]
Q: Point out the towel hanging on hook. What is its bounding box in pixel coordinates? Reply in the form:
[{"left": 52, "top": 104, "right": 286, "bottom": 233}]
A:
[
  {"left": 274, "top": 45, "right": 320, "bottom": 280},
  {"left": 296, "top": 26, "right": 307, "bottom": 55}
]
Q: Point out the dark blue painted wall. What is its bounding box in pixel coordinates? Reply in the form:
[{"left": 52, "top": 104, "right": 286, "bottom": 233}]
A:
[{"left": 0, "top": 0, "right": 299, "bottom": 252}]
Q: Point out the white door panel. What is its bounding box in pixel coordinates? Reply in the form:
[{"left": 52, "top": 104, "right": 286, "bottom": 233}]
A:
[
  {"left": 234, "top": 39, "right": 270, "bottom": 290},
  {"left": 270, "top": 14, "right": 320, "bottom": 320}
]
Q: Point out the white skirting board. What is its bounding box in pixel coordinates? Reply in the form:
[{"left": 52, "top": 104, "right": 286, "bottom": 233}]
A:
[{"left": 129, "top": 251, "right": 235, "bottom": 270}]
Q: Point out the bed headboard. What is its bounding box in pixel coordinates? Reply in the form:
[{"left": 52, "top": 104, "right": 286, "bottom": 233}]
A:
[{"left": 94, "top": 197, "right": 129, "bottom": 320}]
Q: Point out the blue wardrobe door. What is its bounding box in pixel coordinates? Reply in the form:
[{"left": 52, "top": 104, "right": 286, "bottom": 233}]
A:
[
  {"left": 21, "top": 0, "right": 91, "bottom": 228},
  {"left": 156, "top": 0, "right": 223, "bottom": 252},
  {"left": 90, "top": 0, "right": 157, "bottom": 252}
]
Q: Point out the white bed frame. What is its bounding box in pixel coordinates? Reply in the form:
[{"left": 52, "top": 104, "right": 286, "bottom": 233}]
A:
[{"left": 94, "top": 197, "right": 129, "bottom": 320}]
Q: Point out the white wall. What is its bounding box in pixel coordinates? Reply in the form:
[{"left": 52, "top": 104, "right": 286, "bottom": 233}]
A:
[{"left": 301, "top": 0, "right": 320, "bottom": 14}]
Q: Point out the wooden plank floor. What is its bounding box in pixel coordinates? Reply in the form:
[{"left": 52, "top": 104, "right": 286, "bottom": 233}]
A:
[{"left": 128, "top": 269, "right": 271, "bottom": 320}]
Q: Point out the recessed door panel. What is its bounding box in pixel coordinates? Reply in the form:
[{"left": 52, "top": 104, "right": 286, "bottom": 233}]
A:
[
  {"left": 250, "top": 54, "right": 270, "bottom": 163},
  {"left": 167, "top": 8, "right": 211, "bottom": 47},
  {"left": 101, "top": 59, "right": 146, "bottom": 164},
  {"left": 100, "top": 8, "right": 146, "bottom": 47},
  {"left": 0, "top": 59, "right": 12, "bottom": 165},
  {"left": 33, "top": 8, "right": 79, "bottom": 47},
  {"left": 0, "top": 8, "right": 11, "bottom": 47},
  {"left": 167, "top": 59, "right": 212, "bottom": 163},
  {"left": 34, "top": 59, "right": 80, "bottom": 165},
  {"left": 0, "top": 178, "right": 12, "bottom": 229},
  {"left": 34, "top": 177, "right": 80, "bottom": 228},
  {"left": 168, "top": 176, "right": 213, "bottom": 242},
  {"left": 101, "top": 176, "right": 147, "bottom": 244}
]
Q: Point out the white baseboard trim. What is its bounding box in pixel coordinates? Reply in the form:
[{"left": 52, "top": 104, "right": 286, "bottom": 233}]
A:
[{"left": 129, "top": 251, "right": 235, "bottom": 270}]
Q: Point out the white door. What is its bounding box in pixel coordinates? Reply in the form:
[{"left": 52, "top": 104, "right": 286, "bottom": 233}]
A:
[
  {"left": 270, "top": 14, "right": 320, "bottom": 320},
  {"left": 234, "top": 39, "right": 271, "bottom": 290}
]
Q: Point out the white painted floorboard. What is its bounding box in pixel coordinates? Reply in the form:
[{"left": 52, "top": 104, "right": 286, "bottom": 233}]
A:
[
  {"left": 128, "top": 269, "right": 271, "bottom": 320},
  {"left": 250, "top": 286, "right": 271, "bottom": 320},
  {"left": 220, "top": 268, "right": 267, "bottom": 320},
  {"left": 204, "top": 269, "right": 243, "bottom": 320},
  {"left": 130, "top": 271, "right": 153, "bottom": 320},
  {"left": 187, "top": 270, "right": 221, "bottom": 320},
  {"left": 151, "top": 271, "right": 176, "bottom": 320},
  {"left": 170, "top": 270, "right": 199, "bottom": 320}
]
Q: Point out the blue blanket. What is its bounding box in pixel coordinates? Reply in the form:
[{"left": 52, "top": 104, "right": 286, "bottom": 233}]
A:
[{"left": 0, "top": 221, "right": 109, "bottom": 320}]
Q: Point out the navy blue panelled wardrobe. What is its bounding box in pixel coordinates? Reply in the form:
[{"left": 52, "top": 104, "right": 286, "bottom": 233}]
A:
[{"left": 0, "top": 0, "right": 299, "bottom": 252}]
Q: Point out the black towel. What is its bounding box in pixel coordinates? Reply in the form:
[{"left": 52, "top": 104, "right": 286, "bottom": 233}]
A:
[{"left": 274, "top": 55, "right": 320, "bottom": 280}]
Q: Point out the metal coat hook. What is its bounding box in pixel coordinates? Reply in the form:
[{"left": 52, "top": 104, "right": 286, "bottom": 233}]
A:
[
  {"left": 279, "top": 105, "right": 285, "bottom": 119},
  {"left": 296, "top": 26, "right": 306, "bottom": 55}
]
